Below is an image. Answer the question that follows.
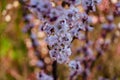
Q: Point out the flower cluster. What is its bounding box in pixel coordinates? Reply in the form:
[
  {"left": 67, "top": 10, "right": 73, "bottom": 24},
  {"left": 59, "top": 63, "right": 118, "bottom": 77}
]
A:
[
  {"left": 30, "top": 0, "right": 101, "bottom": 64},
  {"left": 22, "top": 0, "right": 117, "bottom": 79},
  {"left": 27, "top": 0, "right": 102, "bottom": 77}
]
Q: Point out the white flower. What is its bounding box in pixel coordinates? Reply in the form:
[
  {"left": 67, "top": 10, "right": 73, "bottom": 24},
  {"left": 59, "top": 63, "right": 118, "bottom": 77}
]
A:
[
  {"left": 54, "top": 19, "right": 69, "bottom": 34},
  {"left": 30, "top": 0, "right": 40, "bottom": 6},
  {"left": 81, "top": 0, "right": 96, "bottom": 12},
  {"left": 102, "top": 23, "right": 116, "bottom": 31},
  {"left": 65, "top": 6, "right": 79, "bottom": 21},
  {"left": 37, "top": 71, "right": 53, "bottom": 80},
  {"left": 69, "top": 60, "right": 83, "bottom": 71},
  {"left": 30, "top": 33, "right": 36, "bottom": 39},
  {"left": 64, "top": 0, "right": 82, "bottom": 5},
  {"left": 64, "top": 46, "right": 72, "bottom": 56},
  {"left": 73, "top": 0, "right": 82, "bottom": 5},
  {"left": 40, "top": 23, "right": 54, "bottom": 35},
  {"left": 59, "top": 33, "right": 73, "bottom": 45},
  {"left": 74, "top": 22, "right": 86, "bottom": 31},
  {"left": 49, "top": 49, "right": 57, "bottom": 60},
  {"left": 37, "top": 0, "right": 52, "bottom": 13},
  {"left": 36, "top": 60, "right": 44, "bottom": 68},
  {"left": 57, "top": 52, "right": 69, "bottom": 63},
  {"left": 46, "top": 35, "right": 58, "bottom": 47},
  {"left": 107, "top": 14, "right": 114, "bottom": 21},
  {"left": 49, "top": 8, "right": 60, "bottom": 19},
  {"left": 87, "top": 26, "right": 94, "bottom": 31},
  {"left": 94, "top": 0, "right": 102, "bottom": 4},
  {"left": 76, "top": 32, "right": 85, "bottom": 40}
]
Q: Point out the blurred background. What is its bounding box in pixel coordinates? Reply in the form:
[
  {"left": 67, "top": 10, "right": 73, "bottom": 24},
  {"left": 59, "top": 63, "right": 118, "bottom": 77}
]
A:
[
  {"left": 0, "top": 0, "right": 120, "bottom": 80},
  {"left": 0, "top": 0, "right": 32, "bottom": 80}
]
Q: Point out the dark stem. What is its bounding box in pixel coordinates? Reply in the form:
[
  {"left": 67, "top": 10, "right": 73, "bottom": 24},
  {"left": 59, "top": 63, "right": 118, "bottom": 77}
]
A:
[
  {"left": 52, "top": 60, "right": 57, "bottom": 80},
  {"left": 82, "top": 71, "right": 87, "bottom": 80},
  {"left": 85, "top": 26, "right": 89, "bottom": 44}
]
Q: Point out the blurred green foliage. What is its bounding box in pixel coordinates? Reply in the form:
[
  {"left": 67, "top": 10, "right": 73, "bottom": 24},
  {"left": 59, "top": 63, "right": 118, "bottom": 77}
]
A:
[{"left": 0, "top": 1, "right": 34, "bottom": 80}]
